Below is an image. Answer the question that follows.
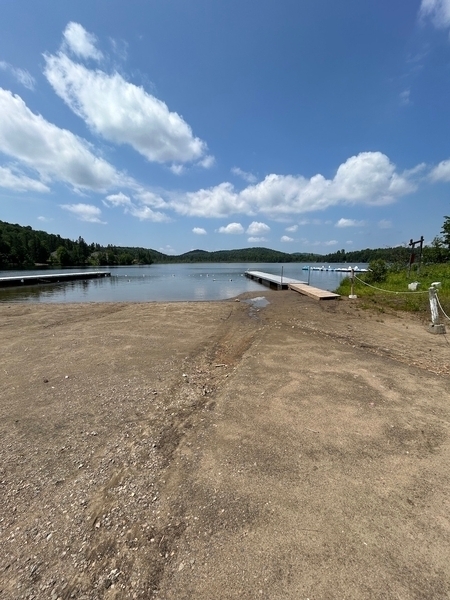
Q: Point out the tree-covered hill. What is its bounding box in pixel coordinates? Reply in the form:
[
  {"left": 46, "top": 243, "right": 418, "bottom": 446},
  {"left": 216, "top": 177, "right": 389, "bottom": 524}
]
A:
[{"left": 1, "top": 219, "right": 447, "bottom": 269}]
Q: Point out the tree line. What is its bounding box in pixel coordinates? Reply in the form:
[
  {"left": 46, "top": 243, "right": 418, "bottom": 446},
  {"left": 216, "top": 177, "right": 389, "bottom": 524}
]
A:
[
  {"left": 1, "top": 217, "right": 449, "bottom": 269},
  {"left": 0, "top": 220, "right": 157, "bottom": 268}
]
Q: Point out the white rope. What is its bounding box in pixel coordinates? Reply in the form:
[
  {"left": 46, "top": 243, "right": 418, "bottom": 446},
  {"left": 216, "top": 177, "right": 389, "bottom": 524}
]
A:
[
  {"left": 436, "top": 292, "right": 450, "bottom": 322},
  {"left": 353, "top": 275, "right": 429, "bottom": 295}
]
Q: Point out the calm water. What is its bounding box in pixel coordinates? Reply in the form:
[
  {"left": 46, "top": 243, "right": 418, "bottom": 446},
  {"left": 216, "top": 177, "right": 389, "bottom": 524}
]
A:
[{"left": 0, "top": 263, "right": 367, "bottom": 303}]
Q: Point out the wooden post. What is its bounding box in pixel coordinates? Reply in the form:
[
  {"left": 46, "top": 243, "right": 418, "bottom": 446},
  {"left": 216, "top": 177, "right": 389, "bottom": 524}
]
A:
[
  {"left": 349, "top": 268, "right": 357, "bottom": 299},
  {"left": 428, "top": 287, "right": 446, "bottom": 334}
]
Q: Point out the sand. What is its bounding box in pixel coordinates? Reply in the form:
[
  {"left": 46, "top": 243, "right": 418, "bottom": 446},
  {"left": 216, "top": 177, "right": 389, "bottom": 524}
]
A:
[{"left": 1, "top": 291, "right": 450, "bottom": 599}]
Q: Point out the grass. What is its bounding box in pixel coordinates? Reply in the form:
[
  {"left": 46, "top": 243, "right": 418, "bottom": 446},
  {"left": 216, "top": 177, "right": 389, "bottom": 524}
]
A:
[{"left": 335, "top": 263, "right": 450, "bottom": 316}]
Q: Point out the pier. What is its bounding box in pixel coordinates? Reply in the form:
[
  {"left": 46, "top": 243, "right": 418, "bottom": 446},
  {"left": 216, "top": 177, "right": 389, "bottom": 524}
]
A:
[
  {"left": 245, "top": 270, "right": 306, "bottom": 290},
  {"left": 0, "top": 271, "right": 111, "bottom": 288}
]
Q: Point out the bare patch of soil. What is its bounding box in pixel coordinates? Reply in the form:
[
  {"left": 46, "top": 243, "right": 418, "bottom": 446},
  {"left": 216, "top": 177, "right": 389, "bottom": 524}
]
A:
[{"left": 1, "top": 293, "right": 449, "bottom": 599}]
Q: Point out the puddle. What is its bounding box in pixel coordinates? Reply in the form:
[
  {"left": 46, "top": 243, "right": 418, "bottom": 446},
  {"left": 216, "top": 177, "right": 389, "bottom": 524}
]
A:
[{"left": 244, "top": 296, "right": 270, "bottom": 308}]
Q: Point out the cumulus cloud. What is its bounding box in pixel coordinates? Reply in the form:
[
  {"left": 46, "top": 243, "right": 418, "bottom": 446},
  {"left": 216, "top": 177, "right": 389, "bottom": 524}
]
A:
[
  {"left": 0, "top": 166, "right": 49, "bottom": 193},
  {"left": 430, "top": 158, "right": 450, "bottom": 181},
  {"left": 419, "top": 0, "right": 450, "bottom": 30},
  {"left": 324, "top": 240, "right": 338, "bottom": 246},
  {"left": 198, "top": 155, "right": 215, "bottom": 169},
  {"left": 44, "top": 24, "right": 210, "bottom": 165},
  {"left": 248, "top": 236, "right": 267, "bottom": 243},
  {"left": 170, "top": 152, "right": 416, "bottom": 218},
  {"left": 103, "top": 192, "right": 131, "bottom": 207},
  {"left": 281, "top": 235, "right": 294, "bottom": 242},
  {"left": 102, "top": 189, "right": 170, "bottom": 222},
  {"left": 231, "top": 166, "right": 257, "bottom": 183},
  {"left": 193, "top": 227, "right": 207, "bottom": 235},
  {"left": 61, "top": 203, "right": 105, "bottom": 223},
  {"left": 218, "top": 222, "right": 244, "bottom": 234},
  {"left": 335, "top": 218, "right": 365, "bottom": 227},
  {"left": 0, "top": 88, "right": 122, "bottom": 192},
  {"left": 63, "top": 22, "right": 103, "bottom": 61},
  {"left": 126, "top": 205, "right": 169, "bottom": 222},
  {"left": 246, "top": 221, "right": 270, "bottom": 235},
  {"left": 285, "top": 224, "right": 298, "bottom": 232},
  {"left": 0, "top": 61, "right": 35, "bottom": 90}
]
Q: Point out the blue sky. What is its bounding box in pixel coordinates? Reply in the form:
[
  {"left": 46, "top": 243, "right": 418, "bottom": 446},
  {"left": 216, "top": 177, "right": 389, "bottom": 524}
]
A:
[{"left": 1, "top": 0, "right": 450, "bottom": 255}]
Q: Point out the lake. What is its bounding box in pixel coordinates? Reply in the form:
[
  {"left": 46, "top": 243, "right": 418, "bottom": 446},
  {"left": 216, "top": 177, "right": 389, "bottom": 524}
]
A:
[{"left": 0, "top": 263, "right": 367, "bottom": 303}]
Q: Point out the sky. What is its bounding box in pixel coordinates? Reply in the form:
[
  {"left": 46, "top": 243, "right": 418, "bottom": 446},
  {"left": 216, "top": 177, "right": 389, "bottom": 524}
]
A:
[{"left": 1, "top": 0, "right": 450, "bottom": 255}]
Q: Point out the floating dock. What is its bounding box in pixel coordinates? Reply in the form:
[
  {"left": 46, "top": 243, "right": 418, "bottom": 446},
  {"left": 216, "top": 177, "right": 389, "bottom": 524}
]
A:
[
  {"left": 289, "top": 283, "right": 340, "bottom": 300},
  {"left": 0, "top": 271, "right": 111, "bottom": 288},
  {"left": 245, "top": 270, "right": 306, "bottom": 290}
]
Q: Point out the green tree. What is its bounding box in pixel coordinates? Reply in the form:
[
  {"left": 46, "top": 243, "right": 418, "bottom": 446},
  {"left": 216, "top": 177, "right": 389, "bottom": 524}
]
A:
[
  {"left": 441, "top": 215, "right": 450, "bottom": 250},
  {"left": 56, "top": 245, "right": 72, "bottom": 266},
  {"left": 367, "top": 259, "right": 388, "bottom": 283}
]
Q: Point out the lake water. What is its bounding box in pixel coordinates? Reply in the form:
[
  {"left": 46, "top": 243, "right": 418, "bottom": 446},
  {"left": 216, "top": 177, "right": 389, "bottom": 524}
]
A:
[{"left": 0, "top": 263, "right": 367, "bottom": 303}]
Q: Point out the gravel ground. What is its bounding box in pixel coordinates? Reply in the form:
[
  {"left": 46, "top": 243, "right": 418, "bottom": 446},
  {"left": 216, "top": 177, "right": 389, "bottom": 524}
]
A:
[{"left": 1, "top": 292, "right": 449, "bottom": 599}]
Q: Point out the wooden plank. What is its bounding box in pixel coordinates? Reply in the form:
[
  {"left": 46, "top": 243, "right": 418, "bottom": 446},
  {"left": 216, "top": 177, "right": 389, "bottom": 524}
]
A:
[{"left": 289, "top": 283, "right": 340, "bottom": 300}]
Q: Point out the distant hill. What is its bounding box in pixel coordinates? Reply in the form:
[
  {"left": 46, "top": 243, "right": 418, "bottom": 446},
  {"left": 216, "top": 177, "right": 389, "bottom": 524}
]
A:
[{"left": 0, "top": 219, "right": 416, "bottom": 269}]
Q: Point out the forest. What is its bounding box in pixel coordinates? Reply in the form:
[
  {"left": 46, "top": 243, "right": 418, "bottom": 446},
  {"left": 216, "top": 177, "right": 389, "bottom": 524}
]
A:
[{"left": 0, "top": 218, "right": 449, "bottom": 269}]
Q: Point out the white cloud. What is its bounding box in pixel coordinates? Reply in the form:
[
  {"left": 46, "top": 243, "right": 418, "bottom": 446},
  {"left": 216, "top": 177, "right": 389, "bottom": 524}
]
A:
[
  {"left": 246, "top": 221, "right": 270, "bottom": 235},
  {"left": 378, "top": 219, "right": 392, "bottom": 229},
  {"left": 0, "top": 88, "right": 122, "bottom": 192},
  {"left": 134, "top": 190, "right": 168, "bottom": 209},
  {"left": 324, "top": 240, "right": 338, "bottom": 246},
  {"left": 37, "top": 216, "right": 53, "bottom": 222},
  {"left": 170, "top": 152, "right": 416, "bottom": 218},
  {"left": 44, "top": 26, "right": 210, "bottom": 165},
  {"left": 285, "top": 224, "right": 298, "bottom": 232},
  {"left": 248, "top": 236, "right": 267, "bottom": 243},
  {"left": 63, "top": 22, "right": 103, "bottom": 61},
  {"left": 231, "top": 166, "right": 257, "bottom": 183},
  {"left": 400, "top": 89, "right": 411, "bottom": 106},
  {"left": 170, "top": 164, "right": 185, "bottom": 175},
  {"left": 0, "top": 165, "right": 49, "bottom": 193},
  {"left": 61, "top": 202, "right": 105, "bottom": 223},
  {"left": 419, "top": 0, "right": 450, "bottom": 30},
  {"left": 218, "top": 222, "right": 244, "bottom": 234},
  {"left": 430, "top": 158, "right": 450, "bottom": 181},
  {"left": 335, "top": 218, "right": 365, "bottom": 228},
  {"left": 281, "top": 235, "right": 294, "bottom": 242},
  {"left": 126, "top": 205, "right": 170, "bottom": 222},
  {"left": 198, "top": 155, "right": 215, "bottom": 169},
  {"left": 0, "top": 61, "right": 35, "bottom": 90},
  {"left": 103, "top": 192, "right": 131, "bottom": 207},
  {"left": 102, "top": 189, "right": 170, "bottom": 222},
  {"left": 193, "top": 227, "right": 207, "bottom": 235}
]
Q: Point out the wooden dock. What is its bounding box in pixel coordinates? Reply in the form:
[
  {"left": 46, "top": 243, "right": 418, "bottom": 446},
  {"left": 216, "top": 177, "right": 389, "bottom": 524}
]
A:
[
  {"left": 289, "top": 283, "right": 340, "bottom": 300},
  {"left": 0, "top": 271, "right": 111, "bottom": 288},
  {"left": 245, "top": 270, "right": 306, "bottom": 290}
]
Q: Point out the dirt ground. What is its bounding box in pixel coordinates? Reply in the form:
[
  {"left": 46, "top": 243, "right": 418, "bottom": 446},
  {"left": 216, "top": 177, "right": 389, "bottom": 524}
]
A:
[{"left": 1, "top": 290, "right": 450, "bottom": 599}]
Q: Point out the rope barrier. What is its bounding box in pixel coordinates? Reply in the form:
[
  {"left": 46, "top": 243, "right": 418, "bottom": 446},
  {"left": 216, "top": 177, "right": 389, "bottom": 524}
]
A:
[
  {"left": 353, "top": 274, "right": 429, "bottom": 295},
  {"left": 436, "top": 292, "right": 450, "bottom": 322}
]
